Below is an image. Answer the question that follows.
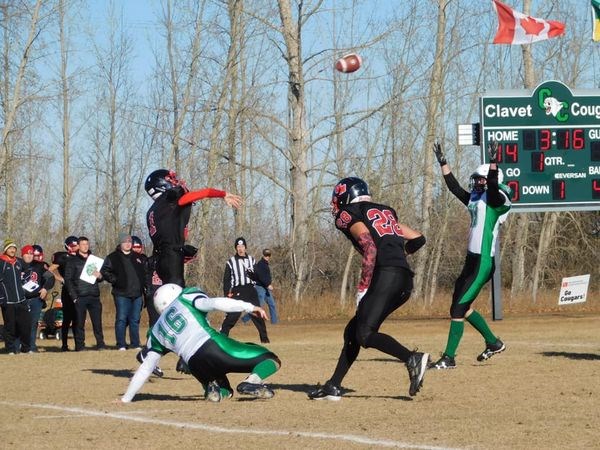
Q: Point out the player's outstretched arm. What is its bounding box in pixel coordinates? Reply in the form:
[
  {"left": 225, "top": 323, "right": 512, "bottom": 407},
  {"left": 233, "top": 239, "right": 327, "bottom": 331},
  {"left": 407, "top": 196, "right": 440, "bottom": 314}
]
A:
[
  {"left": 224, "top": 192, "right": 242, "bottom": 209},
  {"left": 433, "top": 141, "right": 451, "bottom": 175},
  {"left": 121, "top": 351, "right": 161, "bottom": 403}
]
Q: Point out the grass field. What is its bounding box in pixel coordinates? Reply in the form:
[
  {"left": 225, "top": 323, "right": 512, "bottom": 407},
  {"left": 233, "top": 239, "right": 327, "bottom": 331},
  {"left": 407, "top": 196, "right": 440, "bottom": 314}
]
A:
[{"left": 0, "top": 313, "right": 598, "bottom": 449}]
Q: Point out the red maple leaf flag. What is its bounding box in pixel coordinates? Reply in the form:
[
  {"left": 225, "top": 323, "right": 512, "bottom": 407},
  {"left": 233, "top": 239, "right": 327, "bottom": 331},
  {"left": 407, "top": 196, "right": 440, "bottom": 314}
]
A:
[{"left": 492, "top": 0, "right": 565, "bottom": 45}]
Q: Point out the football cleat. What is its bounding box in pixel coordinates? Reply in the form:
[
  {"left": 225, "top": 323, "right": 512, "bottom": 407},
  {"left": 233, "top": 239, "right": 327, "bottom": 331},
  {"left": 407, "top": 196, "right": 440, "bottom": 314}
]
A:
[
  {"left": 204, "top": 381, "right": 222, "bottom": 403},
  {"left": 152, "top": 366, "right": 164, "bottom": 377},
  {"left": 406, "top": 351, "right": 429, "bottom": 396},
  {"left": 429, "top": 354, "right": 456, "bottom": 370},
  {"left": 307, "top": 382, "right": 342, "bottom": 401},
  {"left": 236, "top": 381, "right": 274, "bottom": 399},
  {"left": 477, "top": 338, "right": 506, "bottom": 361}
]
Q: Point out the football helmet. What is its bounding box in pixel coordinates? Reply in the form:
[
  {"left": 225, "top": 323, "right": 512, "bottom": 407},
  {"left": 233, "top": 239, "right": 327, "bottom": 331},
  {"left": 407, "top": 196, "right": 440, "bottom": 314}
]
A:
[
  {"left": 331, "top": 177, "right": 370, "bottom": 215},
  {"left": 469, "top": 164, "right": 504, "bottom": 193},
  {"left": 145, "top": 169, "right": 187, "bottom": 200},
  {"left": 64, "top": 236, "right": 79, "bottom": 251},
  {"left": 32, "top": 244, "right": 44, "bottom": 262},
  {"left": 154, "top": 283, "right": 182, "bottom": 314},
  {"left": 131, "top": 235, "right": 143, "bottom": 252}
]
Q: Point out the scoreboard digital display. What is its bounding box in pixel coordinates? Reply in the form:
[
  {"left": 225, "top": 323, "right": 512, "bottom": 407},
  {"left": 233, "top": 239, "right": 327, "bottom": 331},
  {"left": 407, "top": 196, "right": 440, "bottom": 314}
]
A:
[{"left": 480, "top": 80, "right": 600, "bottom": 212}]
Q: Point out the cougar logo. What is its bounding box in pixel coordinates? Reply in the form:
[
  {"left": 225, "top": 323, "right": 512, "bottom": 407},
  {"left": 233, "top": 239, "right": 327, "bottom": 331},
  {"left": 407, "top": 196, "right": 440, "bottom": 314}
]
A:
[{"left": 543, "top": 97, "right": 564, "bottom": 117}]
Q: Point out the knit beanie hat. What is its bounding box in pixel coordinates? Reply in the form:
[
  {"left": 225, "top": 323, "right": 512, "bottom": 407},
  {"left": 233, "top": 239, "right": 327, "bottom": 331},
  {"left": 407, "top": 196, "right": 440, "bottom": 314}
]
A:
[
  {"left": 234, "top": 237, "right": 247, "bottom": 248},
  {"left": 3, "top": 239, "right": 17, "bottom": 253},
  {"left": 21, "top": 245, "right": 34, "bottom": 256},
  {"left": 118, "top": 232, "right": 132, "bottom": 244}
]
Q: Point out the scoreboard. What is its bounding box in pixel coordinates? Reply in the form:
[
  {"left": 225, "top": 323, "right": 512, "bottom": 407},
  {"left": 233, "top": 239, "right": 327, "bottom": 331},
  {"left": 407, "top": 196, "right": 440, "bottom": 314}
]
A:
[{"left": 480, "top": 80, "right": 600, "bottom": 212}]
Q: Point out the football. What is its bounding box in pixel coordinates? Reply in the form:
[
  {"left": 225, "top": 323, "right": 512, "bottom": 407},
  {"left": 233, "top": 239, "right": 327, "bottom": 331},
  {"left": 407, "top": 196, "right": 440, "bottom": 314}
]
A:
[{"left": 335, "top": 53, "right": 362, "bottom": 73}]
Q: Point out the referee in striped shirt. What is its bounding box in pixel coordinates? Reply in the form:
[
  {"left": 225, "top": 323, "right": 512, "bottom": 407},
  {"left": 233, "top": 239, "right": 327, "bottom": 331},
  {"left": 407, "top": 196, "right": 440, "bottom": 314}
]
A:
[{"left": 220, "top": 237, "right": 270, "bottom": 343}]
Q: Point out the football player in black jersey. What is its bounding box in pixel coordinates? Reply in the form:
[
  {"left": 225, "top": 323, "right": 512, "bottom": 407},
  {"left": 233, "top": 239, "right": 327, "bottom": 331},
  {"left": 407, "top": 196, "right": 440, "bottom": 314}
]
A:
[
  {"left": 141, "top": 169, "right": 242, "bottom": 374},
  {"left": 308, "top": 177, "right": 429, "bottom": 400},
  {"left": 144, "top": 169, "right": 242, "bottom": 287},
  {"left": 48, "top": 236, "right": 80, "bottom": 351}
]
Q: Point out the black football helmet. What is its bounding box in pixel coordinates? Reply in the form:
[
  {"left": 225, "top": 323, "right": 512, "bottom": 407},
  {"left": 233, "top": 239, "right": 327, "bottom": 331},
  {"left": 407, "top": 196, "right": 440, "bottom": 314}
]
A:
[
  {"left": 331, "top": 177, "right": 370, "bottom": 215},
  {"left": 145, "top": 169, "right": 187, "bottom": 200},
  {"left": 64, "top": 235, "right": 79, "bottom": 251},
  {"left": 32, "top": 244, "right": 44, "bottom": 262}
]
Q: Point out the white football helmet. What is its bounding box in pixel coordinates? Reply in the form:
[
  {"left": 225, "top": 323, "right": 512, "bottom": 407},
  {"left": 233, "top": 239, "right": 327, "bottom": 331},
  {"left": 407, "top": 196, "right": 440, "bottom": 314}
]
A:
[
  {"left": 469, "top": 164, "right": 504, "bottom": 192},
  {"left": 154, "top": 283, "right": 182, "bottom": 314}
]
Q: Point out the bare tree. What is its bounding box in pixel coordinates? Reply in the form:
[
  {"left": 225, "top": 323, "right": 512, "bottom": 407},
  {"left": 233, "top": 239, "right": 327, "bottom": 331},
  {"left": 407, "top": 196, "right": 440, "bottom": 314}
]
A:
[
  {"left": 0, "top": 0, "right": 43, "bottom": 234},
  {"left": 276, "top": 0, "right": 319, "bottom": 302}
]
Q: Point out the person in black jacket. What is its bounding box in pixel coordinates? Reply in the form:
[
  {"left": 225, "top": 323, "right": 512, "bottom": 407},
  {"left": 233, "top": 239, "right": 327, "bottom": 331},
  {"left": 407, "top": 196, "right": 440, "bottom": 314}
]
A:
[
  {"left": 21, "top": 245, "right": 55, "bottom": 352},
  {"left": 0, "top": 239, "right": 30, "bottom": 354},
  {"left": 102, "top": 233, "right": 146, "bottom": 351},
  {"left": 132, "top": 235, "right": 160, "bottom": 328},
  {"left": 253, "top": 249, "right": 278, "bottom": 324},
  {"left": 64, "top": 236, "right": 106, "bottom": 351}
]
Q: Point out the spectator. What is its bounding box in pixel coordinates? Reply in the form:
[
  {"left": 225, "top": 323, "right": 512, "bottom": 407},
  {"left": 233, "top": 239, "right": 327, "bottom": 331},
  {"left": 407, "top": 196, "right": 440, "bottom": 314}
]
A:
[
  {"left": 255, "top": 248, "right": 278, "bottom": 324},
  {"left": 220, "top": 237, "right": 269, "bottom": 343},
  {"left": 64, "top": 236, "right": 106, "bottom": 351},
  {"left": 102, "top": 233, "right": 146, "bottom": 351},
  {"left": 244, "top": 248, "right": 278, "bottom": 324},
  {"left": 49, "top": 236, "right": 80, "bottom": 351},
  {"left": 21, "top": 245, "right": 55, "bottom": 352},
  {"left": 0, "top": 239, "right": 31, "bottom": 354},
  {"left": 132, "top": 235, "right": 160, "bottom": 327},
  {"left": 121, "top": 284, "right": 280, "bottom": 403}
]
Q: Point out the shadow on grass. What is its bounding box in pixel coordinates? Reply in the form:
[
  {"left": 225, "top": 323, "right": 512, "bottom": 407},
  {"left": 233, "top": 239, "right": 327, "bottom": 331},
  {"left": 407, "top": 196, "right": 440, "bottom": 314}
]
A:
[
  {"left": 133, "top": 393, "right": 202, "bottom": 402},
  {"left": 268, "top": 382, "right": 336, "bottom": 394},
  {"left": 86, "top": 368, "right": 181, "bottom": 381},
  {"left": 540, "top": 351, "right": 600, "bottom": 360}
]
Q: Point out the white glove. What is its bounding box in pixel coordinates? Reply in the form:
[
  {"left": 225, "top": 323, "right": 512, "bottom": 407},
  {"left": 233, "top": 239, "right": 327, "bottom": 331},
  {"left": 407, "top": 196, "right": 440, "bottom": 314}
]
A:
[{"left": 356, "top": 290, "right": 367, "bottom": 306}]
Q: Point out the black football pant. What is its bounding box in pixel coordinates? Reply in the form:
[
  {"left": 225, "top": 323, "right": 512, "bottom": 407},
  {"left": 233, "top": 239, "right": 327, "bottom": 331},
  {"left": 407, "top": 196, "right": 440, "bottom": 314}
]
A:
[
  {"left": 329, "top": 266, "right": 413, "bottom": 387},
  {"left": 220, "top": 285, "right": 268, "bottom": 342},
  {"left": 155, "top": 247, "right": 185, "bottom": 287},
  {"left": 61, "top": 286, "right": 78, "bottom": 350}
]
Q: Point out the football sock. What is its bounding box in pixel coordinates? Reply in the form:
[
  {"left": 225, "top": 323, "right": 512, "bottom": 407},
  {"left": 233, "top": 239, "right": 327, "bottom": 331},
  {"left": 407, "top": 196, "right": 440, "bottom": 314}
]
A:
[
  {"left": 466, "top": 310, "right": 497, "bottom": 343},
  {"left": 251, "top": 358, "right": 279, "bottom": 380},
  {"left": 443, "top": 320, "right": 464, "bottom": 358}
]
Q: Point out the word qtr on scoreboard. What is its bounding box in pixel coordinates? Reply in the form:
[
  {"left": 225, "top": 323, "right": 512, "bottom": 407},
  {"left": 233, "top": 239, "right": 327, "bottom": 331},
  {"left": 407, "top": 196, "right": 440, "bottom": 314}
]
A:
[{"left": 480, "top": 80, "right": 600, "bottom": 212}]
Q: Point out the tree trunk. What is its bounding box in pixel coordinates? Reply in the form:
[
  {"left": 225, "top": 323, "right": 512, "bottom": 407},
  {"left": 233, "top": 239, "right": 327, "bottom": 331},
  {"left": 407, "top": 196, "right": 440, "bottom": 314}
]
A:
[
  {"left": 277, "top": 0, "right": 311, "bottom": 303},
  {"left": 413, "top": 0, "right": 448, "bottom": 299},
  {"left": 531, "top": 212, "right": 559, "bottom": 303}
]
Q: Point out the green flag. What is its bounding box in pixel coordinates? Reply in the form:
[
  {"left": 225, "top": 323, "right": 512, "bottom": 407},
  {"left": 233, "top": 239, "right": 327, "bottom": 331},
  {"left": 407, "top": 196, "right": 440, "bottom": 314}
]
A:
[{"left": 593, "top": 0, "right": 600, "bottom": 41}]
